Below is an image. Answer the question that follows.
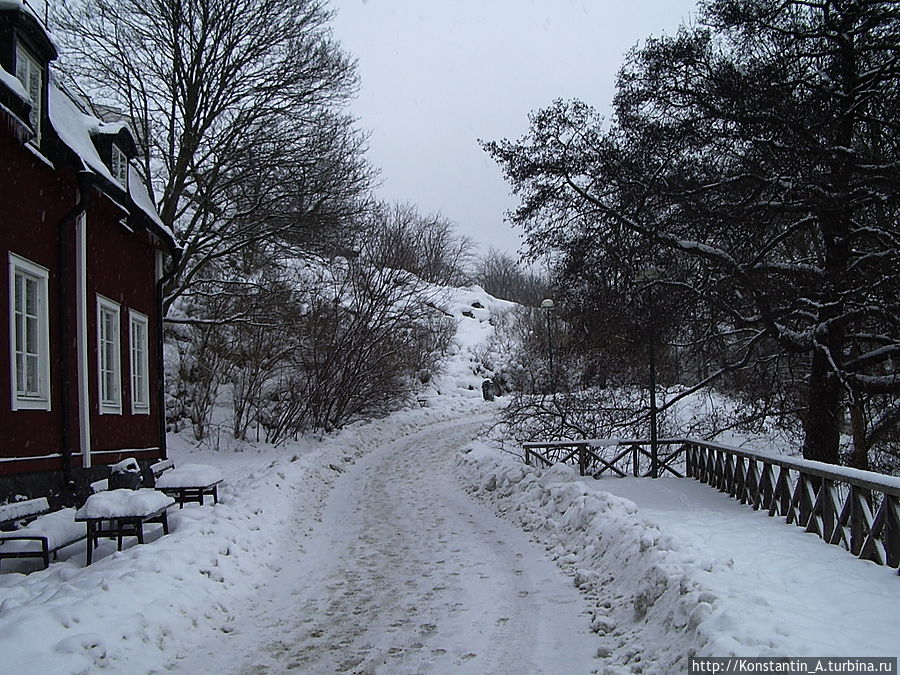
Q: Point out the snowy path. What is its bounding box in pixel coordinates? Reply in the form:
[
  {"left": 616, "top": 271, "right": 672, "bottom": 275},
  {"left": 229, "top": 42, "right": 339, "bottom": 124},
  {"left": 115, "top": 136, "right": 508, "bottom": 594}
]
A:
[{"left": 167, "top": 416, "right": 599, "bottom": 674}]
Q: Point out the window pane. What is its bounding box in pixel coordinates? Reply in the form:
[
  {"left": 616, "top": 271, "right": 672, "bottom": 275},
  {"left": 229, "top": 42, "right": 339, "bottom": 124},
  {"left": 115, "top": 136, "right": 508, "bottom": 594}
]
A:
[
  {"left": 15, "top": 50, "right": 27, "bottom": 83},
  {"left": 15, "top": 313, "right": 23, "bottom": 350},
  {"left": 28, "top": 68, "right": 40, "bottom": 104},
  {"left": 15, "top": 354, "right": 24, "bottom": 393},
  {"left": 16, "top": 46, "right": 41, "bottom": 139},
  {"left": 25, "top": 354, "right": 38, "bottom": 394},
  {"left": 25, "top": 316, "right": 38, "bottom": 354},
  {"left": 14, "top": 274, "right": 22, "bottom": 313},
  {"left": 25, "top": 277, "right": 37, "bottom": 315},
  {"left": 130, "top": 317, "right": 148, "bottom": 408}
]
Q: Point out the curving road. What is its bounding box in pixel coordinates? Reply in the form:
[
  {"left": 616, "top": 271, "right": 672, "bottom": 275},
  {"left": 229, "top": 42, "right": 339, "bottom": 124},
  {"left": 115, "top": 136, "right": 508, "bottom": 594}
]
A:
[{"left": 169, "top": 416, "right": 598, "bottom": 674}]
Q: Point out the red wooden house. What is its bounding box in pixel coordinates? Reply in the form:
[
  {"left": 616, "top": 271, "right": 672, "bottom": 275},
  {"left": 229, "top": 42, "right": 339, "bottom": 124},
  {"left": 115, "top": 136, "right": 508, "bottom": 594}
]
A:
[{"left": 0, "top": 3, "right": 178, "bottom": 504}]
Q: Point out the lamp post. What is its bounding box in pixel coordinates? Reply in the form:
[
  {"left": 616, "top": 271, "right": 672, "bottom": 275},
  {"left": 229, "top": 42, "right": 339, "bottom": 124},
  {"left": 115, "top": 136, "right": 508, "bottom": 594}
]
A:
[
  {"left": 635, "top": 267, "right": 661, "bottom": 478},
  {"left": 540, "top": 298, "right": 555, "bottom": 392}
]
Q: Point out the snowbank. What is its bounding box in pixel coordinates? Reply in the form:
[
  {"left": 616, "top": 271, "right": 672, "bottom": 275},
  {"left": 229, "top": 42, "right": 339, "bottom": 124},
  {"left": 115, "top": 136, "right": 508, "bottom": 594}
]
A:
[{"left": 457, "top": 443, "right": 733, "bottom": 672}]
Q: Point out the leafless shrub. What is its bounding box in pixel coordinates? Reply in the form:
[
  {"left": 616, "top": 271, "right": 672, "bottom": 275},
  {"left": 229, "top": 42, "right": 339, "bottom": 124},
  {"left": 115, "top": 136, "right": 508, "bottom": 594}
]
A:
[
  {"left": 260, "top": 254, "right": 454, "bottom": 442},
  {"left": 365, "top": 203, "right": 473, "bottom": 287}
]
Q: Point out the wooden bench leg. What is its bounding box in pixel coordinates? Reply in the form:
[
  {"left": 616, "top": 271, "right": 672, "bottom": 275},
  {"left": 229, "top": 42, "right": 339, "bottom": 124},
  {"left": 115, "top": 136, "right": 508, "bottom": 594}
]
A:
[
  {"left": 86, "top": 524, "right": 95, "bottom": 565},
  {"left": 161, "top": 511, "right": 169, "bottom": 536}
]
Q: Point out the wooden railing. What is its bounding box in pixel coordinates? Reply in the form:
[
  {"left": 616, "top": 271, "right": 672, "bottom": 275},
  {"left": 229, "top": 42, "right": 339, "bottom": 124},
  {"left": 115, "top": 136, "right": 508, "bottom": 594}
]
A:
[
  {"left": 523, "top": 438, "right": 688, "bottom": 478},
  {"left": 522, "top": 437, "right": 900, "bottom": 572}
]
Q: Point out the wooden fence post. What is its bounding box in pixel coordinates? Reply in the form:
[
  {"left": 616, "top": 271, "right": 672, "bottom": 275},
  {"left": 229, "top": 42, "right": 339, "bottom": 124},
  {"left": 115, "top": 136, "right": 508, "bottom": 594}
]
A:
[{"left": 885, "top": 495, "right": 900, "bottom": 569}]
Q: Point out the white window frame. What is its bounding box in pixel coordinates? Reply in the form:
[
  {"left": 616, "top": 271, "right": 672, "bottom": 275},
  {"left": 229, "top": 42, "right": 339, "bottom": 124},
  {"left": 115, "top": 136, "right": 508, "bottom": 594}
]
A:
[
  {"left": 110, "top": 144, "right": 128, "bottom": 187},
  {"left": 15, "top": 43, "right": 42, "bottom": 146},
  {"left": 129, "top": 309, "right": 150, "bottom": 415},
  {"left": 96, "top": 295, "right": 122, "bottom": 415},
  {"left": 9, "top": 253, "right": 51, "bottom": 411}
]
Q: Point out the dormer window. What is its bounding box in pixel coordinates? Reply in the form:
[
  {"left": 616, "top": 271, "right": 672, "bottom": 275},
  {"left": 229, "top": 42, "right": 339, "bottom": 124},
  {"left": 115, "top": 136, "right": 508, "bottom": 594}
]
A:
[
  {"left": 110, "top": 144, "right": 128, "bottom": 186},
  {"left": 14, "top": 43, "right": 42, "bottom": 145}
]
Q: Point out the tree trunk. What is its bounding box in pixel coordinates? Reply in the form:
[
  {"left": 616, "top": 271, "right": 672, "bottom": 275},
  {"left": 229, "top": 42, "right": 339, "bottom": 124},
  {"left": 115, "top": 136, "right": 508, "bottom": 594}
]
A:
[
  {"left": 801, "top": 350, "right": 842, "bottom": 464},
  {"left": 848, "top": 401, "right": 869, "bottom": 471}
]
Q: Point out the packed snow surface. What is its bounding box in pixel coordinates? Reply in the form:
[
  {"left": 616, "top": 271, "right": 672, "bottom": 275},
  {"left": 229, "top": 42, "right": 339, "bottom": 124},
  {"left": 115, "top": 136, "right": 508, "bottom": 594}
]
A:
[{"left": 167, "top": 415, "right": 599, "bottom": 674}]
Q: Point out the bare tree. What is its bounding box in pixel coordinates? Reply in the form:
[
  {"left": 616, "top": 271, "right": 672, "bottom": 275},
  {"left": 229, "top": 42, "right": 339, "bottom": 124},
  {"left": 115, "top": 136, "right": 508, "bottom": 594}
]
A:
[
  {"left": 54, "top": 0, "right": 373, "bottom": 311},
  {"left": 472, "top": 248, "right": 547, "bottom": 306}
]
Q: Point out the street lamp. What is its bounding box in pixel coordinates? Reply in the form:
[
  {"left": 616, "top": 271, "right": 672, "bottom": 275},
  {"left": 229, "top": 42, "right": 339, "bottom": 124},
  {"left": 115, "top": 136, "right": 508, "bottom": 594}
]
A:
[
  {"left": 635, "top": 267, "right": 661, "bottom": 478},
  {"left": 540, "top": 298, "right": 555, "bottom": 392}
]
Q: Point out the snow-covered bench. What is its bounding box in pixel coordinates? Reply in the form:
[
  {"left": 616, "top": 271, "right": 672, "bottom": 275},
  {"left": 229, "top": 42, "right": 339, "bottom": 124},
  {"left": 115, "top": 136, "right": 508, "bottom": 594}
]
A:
[
  {"left": 0, "top": 498, "right": 86, "bottom": 570},
  {"left": 75, "top": 489, "right": 175, "bottom": 565},
  {"left": 151, "top": 459, "right": 223, "bottom": 508}
]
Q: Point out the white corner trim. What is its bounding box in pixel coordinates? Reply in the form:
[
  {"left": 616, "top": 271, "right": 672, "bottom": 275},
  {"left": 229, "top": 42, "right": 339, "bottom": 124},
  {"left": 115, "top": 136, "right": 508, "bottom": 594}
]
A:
[{"left": 76, "top": 214, "right": 92, "bottom": 467}]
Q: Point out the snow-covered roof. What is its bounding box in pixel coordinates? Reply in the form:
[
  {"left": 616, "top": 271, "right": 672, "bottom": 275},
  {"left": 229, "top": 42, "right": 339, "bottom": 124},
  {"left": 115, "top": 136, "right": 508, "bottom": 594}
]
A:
[
  {"left": 47, "top": 81, "right": 117, "bottom": 183},
  {"left": 0, "top": 0, "right": 60, "bottom": 54},
  {"left": 0, "top": 0, "right": 40, "bottom": 19},
  {"left": 128, "top": 163, "right": 176, "bottom": 242},
  {"left": 0, "top": 64, "right": 29, "bottom": 102},
  {"left": 46, "top": 81, "right": 176, "bottom": 248},
  {"left": 1, "top": 2, "right": 175, "bottom": 250},
  {"left": 96, "top": 119, "right": 131, "bottom": 136}
]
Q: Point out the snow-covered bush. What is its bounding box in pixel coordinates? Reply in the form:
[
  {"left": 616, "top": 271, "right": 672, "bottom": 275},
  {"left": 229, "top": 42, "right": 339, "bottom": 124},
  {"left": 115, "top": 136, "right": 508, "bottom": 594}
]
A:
[{"left": 260, "top": 259, "right": 455, "bottom": 441}]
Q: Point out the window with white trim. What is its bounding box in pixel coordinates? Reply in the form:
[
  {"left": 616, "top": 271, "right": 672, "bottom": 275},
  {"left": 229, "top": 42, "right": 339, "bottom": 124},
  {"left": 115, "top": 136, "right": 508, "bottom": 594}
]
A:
[
  {"left": 110, "top": 144, "right": 128, "bottom": 187},
  {"left": 97, "top": 296, "right": 121, "bottom": 414},
  {"left": 9, "top": 253, "right": 51, "bottom": 410},
  {"left": 15, "top": 43, "right": 42, "bottom": 145},
  {"left": 129, "top": 310, "right": 149, "bottom": 414}
]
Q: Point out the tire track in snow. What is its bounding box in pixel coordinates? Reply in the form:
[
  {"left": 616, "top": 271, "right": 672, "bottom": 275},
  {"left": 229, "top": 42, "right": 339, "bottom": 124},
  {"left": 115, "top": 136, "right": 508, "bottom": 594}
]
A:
[{"left": 167, "top": 415, "right": 599, "bottom": 674}]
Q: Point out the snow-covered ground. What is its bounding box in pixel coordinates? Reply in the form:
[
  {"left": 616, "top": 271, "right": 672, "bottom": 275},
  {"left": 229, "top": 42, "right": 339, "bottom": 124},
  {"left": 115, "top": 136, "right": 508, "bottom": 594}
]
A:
[{"left": 1, "top": 284, "right": 897, "bottom": 674}]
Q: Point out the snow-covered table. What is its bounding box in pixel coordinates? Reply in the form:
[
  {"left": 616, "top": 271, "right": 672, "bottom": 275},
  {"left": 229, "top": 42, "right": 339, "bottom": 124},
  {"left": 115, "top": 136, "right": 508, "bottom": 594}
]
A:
[
  {"left": 152, "top": 460, "right": 223, "bottom": 508},
  {"left": 75, "top": 489, "right": 175, "bottom": 565}
]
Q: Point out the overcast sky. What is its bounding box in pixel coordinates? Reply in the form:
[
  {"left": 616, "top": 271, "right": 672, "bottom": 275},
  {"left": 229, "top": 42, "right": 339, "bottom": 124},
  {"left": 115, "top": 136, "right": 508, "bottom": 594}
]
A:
[{"left": 330, "top": 0, "right": 700, "bottom": 257}]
